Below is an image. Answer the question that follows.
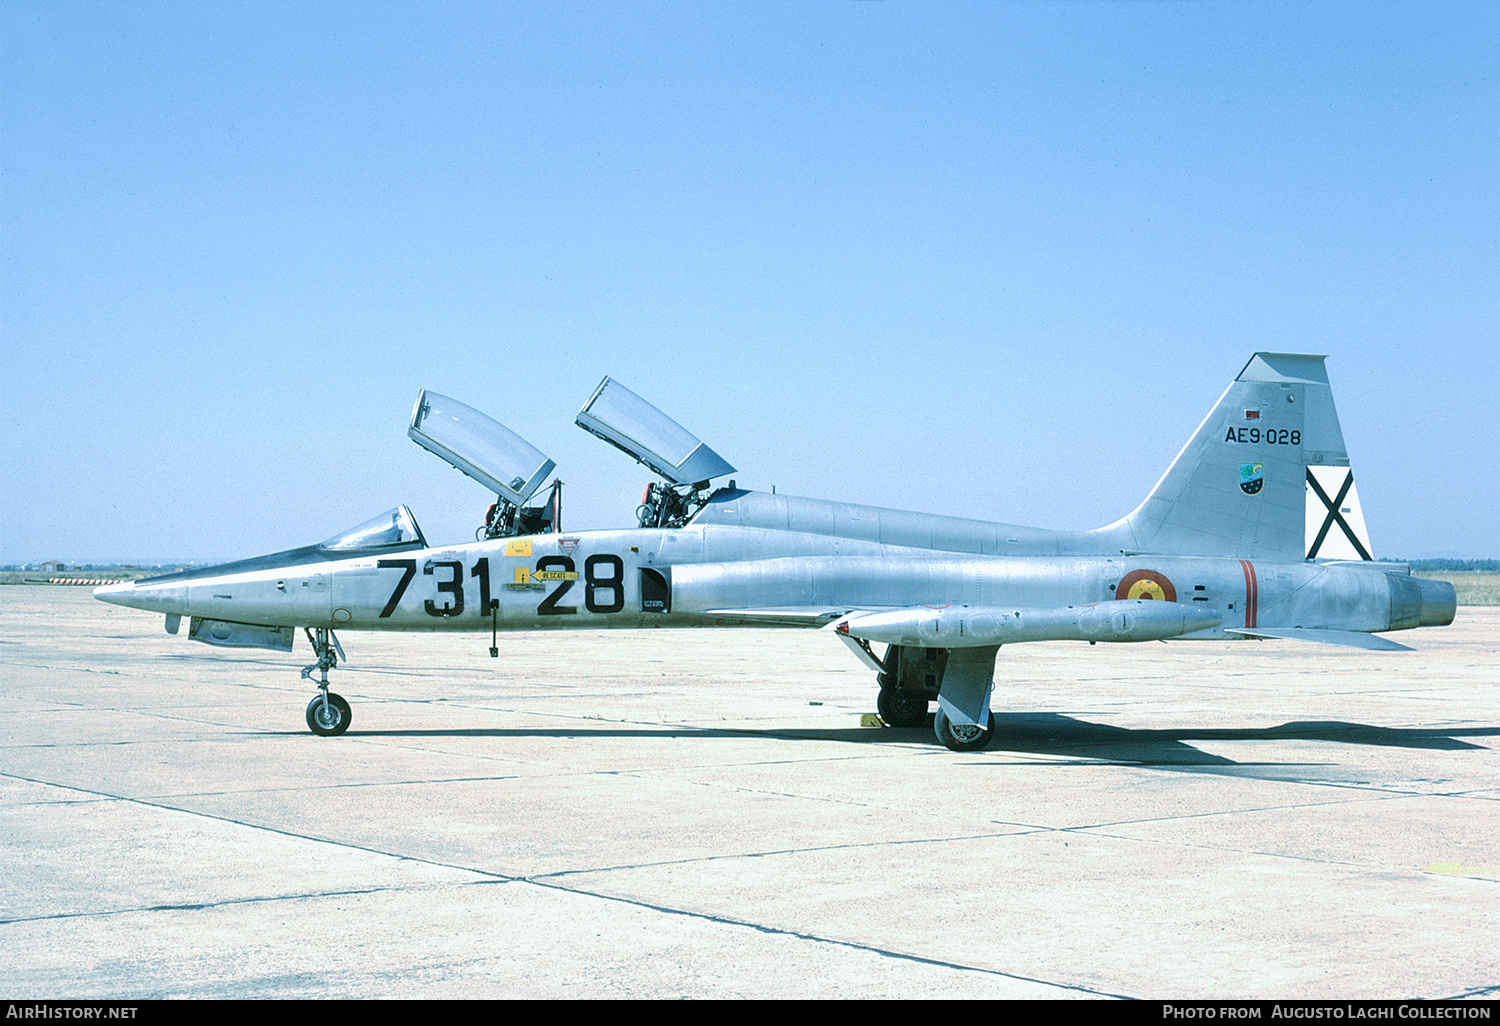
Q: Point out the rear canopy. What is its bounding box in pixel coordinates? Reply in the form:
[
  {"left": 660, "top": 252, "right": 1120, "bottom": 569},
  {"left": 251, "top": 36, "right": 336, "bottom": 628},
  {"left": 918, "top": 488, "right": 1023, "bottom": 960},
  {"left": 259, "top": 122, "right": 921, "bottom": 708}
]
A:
[{"left": 575, "top": 377, "right": 735, "bottom": 486}]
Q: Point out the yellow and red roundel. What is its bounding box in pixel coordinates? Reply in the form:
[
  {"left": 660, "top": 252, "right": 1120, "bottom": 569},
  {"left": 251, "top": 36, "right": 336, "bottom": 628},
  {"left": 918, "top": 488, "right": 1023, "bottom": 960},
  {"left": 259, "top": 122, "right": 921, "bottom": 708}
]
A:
[{"left": 1115, "top": 569, "right": 1177, "bottom": 603}]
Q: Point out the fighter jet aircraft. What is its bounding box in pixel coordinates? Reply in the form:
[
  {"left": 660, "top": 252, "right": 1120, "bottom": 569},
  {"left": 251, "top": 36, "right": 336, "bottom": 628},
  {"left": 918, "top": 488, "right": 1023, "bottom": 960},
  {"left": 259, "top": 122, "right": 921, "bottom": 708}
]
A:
[{"left": 95, "top": 353, "right": 1456, "bottom": 751}]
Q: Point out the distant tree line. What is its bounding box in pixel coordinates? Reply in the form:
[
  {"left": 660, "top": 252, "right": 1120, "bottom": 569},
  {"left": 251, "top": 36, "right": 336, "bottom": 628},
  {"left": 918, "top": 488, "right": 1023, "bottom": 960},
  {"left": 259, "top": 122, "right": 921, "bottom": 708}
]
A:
[{"left": 1401, "top": 559, "right": 1500, "bottom": 572}]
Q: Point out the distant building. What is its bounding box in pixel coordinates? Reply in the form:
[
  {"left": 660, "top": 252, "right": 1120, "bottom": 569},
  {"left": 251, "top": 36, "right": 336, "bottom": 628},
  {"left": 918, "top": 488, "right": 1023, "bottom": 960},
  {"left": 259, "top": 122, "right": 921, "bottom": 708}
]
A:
[{"left": 41, "top": 561, "right": 67, "bottom": 573}]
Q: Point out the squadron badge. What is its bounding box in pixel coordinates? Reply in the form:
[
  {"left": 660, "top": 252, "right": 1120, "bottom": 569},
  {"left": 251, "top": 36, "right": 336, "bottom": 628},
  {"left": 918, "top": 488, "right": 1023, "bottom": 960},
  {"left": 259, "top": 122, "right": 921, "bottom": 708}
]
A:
[{"left": 1239, "top": 463, "right": 1264, "bottom": 495}]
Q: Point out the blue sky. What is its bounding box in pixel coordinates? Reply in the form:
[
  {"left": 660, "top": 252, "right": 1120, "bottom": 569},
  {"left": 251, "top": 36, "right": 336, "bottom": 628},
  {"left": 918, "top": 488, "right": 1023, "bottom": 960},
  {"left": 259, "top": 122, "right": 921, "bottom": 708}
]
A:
[{"left": 3, "top": 1, "right": 1496, "bottom": 563}]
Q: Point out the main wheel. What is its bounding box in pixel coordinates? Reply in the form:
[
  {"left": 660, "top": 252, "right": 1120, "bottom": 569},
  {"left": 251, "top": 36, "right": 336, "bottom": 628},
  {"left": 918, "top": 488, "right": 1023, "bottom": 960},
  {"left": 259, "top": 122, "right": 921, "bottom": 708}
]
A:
[
  {"left": 306, "top": 692, "right": 352, "bottom": 737},
  {"left": 934, "top": 707, "right": 994, "bottom": 752},
  {"left": 877, "top": 687, "right": 929, "bottom": 728}
]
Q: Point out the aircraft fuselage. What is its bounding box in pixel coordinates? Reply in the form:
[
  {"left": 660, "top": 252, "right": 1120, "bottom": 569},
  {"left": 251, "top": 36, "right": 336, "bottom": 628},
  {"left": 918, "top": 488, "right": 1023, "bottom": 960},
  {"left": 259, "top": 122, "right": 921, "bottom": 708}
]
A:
[{"left": 98, "top": 510, "right": 1451, "bottom": 641}]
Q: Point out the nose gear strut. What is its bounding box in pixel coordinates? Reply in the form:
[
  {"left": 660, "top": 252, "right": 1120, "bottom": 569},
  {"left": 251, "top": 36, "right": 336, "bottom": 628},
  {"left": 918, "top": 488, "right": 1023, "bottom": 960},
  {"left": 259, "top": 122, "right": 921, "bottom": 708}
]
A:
[{"left": 301, "top": 627, "right": 351, "bottom": 736}]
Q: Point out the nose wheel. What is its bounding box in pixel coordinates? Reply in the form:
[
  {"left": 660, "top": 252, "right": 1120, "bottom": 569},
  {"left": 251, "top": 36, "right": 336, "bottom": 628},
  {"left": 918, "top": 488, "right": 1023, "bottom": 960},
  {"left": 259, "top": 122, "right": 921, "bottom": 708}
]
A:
[
  {"left": 306, "top": 691, "right": 352, "bottom": 736},
  {"left": 301, "top": 627, "right": 352, "bottom": 736}
]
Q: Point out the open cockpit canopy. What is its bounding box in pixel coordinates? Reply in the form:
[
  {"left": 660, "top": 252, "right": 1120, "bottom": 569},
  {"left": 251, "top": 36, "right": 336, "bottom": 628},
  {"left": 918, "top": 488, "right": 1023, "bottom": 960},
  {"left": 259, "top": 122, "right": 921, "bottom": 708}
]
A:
[
  {"left": 409, "top": 390, "right": 557, "bottom": 507},
  {"left": 576, "top": 377, "right": 735, "bottom": 487}
]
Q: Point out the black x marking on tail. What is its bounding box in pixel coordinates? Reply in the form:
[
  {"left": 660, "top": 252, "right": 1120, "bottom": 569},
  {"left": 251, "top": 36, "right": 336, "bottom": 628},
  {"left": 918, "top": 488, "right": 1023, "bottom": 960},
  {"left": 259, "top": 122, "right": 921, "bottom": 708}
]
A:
[{"left": 1306, "top": 469, "right": 1372, "bottom": 560}]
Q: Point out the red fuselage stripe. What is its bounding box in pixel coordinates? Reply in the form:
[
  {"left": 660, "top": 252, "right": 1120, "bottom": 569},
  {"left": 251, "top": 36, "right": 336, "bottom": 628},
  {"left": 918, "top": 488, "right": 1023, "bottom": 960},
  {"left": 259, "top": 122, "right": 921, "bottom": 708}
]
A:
[{"left": 1239, "top": 559, "right": 1258, "bottom": 628}]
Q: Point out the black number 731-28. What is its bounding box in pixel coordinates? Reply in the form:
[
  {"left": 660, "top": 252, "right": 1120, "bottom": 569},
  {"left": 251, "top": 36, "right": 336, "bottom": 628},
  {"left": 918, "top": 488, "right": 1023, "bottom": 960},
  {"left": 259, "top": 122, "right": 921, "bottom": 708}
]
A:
[{"left": 375, "top": 555, "right": 626, "bottom": 618}]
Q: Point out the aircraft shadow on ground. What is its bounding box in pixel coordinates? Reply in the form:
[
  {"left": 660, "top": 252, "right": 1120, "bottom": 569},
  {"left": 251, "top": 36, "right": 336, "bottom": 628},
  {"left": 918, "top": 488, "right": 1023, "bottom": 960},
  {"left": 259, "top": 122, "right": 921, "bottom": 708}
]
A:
[
  {"left": 966, "top": 713, "right": 1498, "bottom": 766},
  {"left": 302, "top": 714, "right": 1499, "bottom": 767}
]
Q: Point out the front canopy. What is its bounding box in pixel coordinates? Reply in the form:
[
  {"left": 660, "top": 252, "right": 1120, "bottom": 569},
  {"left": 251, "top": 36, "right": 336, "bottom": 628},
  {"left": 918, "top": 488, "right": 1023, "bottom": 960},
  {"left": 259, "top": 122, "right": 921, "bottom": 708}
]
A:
[
  {"left": 121, "top": 506, "right": 428, "bottom": 587},
  {"left": 409, "top": 389, "right": 556, "bottom": 505}
]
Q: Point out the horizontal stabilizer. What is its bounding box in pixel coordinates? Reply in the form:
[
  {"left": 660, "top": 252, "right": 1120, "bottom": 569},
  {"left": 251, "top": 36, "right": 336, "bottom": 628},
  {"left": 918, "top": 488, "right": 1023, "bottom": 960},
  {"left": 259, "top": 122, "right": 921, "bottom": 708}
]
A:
[{"left": 1225, "top": 627, "right": 1413, "bottom": 652}]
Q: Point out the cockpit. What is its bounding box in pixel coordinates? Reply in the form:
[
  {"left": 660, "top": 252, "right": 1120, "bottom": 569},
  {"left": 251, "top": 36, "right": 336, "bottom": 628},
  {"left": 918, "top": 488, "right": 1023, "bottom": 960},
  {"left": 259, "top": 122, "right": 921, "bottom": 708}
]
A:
[
  {"left": 320, "top": 506, "right": 427, "bottom": 552},
  {"left": 407, "top": 377, "right": 737, "bottom": 537},
  {"left": 131, "top": 378, "right": 737, "bottom": 590}
]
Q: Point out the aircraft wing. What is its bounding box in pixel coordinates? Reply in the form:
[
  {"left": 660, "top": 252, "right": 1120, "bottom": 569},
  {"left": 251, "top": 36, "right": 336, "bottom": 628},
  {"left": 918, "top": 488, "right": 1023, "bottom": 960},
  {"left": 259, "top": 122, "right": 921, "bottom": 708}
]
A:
[
  {"left": 1224, "top": 627, "right": 1414, "bottom": 651},
  {"left": 701, "top": 606, "right": 895, "bottom": 670},
  {"left": 702, "top": 607, "right": 880, "bottom": 627}
]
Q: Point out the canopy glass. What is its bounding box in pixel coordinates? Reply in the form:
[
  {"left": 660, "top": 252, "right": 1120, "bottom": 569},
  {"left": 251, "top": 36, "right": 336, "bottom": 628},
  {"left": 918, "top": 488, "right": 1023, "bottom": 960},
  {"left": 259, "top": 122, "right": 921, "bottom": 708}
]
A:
[
  {"left": 575, "top": 377, "right": 735, "bottom": 485},
  {"left": 320, "top": 505, "right": 427, "bottom": 551},
  {"left": 409, "top": 390, "right": 556, "bottom": 505}
]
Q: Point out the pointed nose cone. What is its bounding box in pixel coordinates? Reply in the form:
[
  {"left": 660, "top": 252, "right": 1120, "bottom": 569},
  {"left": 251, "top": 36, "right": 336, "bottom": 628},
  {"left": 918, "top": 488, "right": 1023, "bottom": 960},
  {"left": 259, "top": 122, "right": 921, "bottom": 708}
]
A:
[
  {"left": 93, "top": 581, "right": 136, "bottom": 606},
  {"left": 94, "top": 580, "right": 187, "bottom": 614}
]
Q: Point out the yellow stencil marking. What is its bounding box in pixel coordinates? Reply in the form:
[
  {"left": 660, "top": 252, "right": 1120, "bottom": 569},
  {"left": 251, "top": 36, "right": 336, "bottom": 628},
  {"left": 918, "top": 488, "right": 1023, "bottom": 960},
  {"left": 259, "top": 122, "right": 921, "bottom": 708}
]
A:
[{"left": 506, "top": 539, "right": 532, "bottom": 557}]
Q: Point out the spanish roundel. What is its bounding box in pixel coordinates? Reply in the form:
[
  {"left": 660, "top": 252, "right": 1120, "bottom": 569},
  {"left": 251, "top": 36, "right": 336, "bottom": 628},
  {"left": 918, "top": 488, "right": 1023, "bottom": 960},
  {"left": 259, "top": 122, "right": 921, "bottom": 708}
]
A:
[{"left": 1115, "top": 569, "right": 1177, "bottom": 603}]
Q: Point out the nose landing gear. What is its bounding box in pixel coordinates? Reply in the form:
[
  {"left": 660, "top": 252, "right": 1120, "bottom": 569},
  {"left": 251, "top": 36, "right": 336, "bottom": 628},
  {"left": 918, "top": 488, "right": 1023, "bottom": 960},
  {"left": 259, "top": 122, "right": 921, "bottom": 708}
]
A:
[
  {"left": 306, "top": 691, "right": 351, "bottom": 736},
  {"left": 301, "top": 628, "right": 351, "bottom": 737}
]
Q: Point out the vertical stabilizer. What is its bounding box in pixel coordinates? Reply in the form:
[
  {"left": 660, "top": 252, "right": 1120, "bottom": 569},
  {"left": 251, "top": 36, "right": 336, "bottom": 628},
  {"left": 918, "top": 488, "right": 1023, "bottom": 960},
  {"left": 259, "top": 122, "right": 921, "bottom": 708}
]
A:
[{"left": 1115, "top": 353, "right": 1373, "bottom": 560}]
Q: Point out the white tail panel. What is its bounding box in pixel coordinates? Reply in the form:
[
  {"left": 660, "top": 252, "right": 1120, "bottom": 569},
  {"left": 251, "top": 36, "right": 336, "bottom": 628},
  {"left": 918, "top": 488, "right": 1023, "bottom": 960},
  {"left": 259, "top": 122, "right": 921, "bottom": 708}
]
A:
[{"left": 1304, "top": 466, "right": 1373, "bottom": 560}]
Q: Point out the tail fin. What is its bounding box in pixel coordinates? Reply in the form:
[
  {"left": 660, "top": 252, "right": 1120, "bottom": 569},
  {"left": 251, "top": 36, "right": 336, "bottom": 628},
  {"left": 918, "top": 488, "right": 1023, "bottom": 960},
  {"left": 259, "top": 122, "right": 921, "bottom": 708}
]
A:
[{"left": 1116, "top": 353, "right": 1373, "bottom": 561}]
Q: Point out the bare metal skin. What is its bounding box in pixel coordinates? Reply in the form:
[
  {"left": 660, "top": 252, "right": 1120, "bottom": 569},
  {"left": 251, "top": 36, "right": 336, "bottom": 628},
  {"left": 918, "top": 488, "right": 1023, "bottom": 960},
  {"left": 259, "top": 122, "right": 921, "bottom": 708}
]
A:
[{"left": 96, "top": 354, "right": 1456, "bottom": 750}]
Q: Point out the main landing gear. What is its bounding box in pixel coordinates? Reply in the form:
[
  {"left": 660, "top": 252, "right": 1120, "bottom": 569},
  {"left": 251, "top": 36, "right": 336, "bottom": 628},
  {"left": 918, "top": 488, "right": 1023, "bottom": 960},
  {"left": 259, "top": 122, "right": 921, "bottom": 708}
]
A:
[
  {"left": 933, "top": 708, "right": 996, "bottom": 753},
  {"left": 876, "top": 678, "right": 930, "bottom": 728},
  {"left": 874, "top": 645, "right": 944, "bottom": 729},
  {"left": 873, "top": 644, "right": 1000, "bottom": 752},
  {"left": 301, "top": 628, "right": 351, "bottom": 737}
]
